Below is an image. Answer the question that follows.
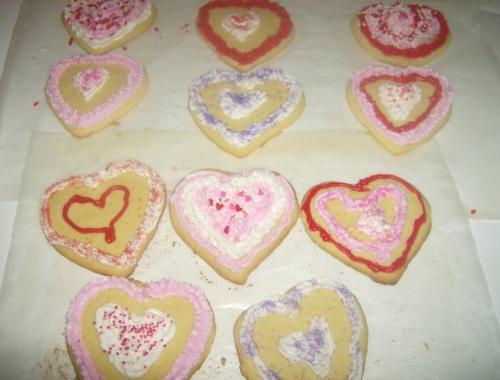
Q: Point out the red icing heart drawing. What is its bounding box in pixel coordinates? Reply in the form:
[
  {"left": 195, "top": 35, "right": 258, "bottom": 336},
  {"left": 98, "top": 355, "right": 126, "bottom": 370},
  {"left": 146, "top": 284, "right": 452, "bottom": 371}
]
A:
[
  {"left": 347, "top": 65, "right": 453, "bottom": 155},
  {"left": 197, "top": 0, "right": 294, "bottom": 71},
  {"left": 40, "top": 160, "right": 166, "bottom": 277},
  {"left": 62, "top": 185, "right": 130, "bottom": 244},
  {"left": 352, "top": 3, "right": 450, "bottom": 66},
  {"left": 301, "top": 174, "right": 432, "bottom": 284}
]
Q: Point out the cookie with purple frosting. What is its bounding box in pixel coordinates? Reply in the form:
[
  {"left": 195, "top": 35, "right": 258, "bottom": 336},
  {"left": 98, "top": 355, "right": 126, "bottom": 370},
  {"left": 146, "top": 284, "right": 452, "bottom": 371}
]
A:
[
  {"left": 234, "top": 278, "right": 368, "bottom": 379},
  {"left": 188, "top": 67, "right": 305, "bottom": 157}
]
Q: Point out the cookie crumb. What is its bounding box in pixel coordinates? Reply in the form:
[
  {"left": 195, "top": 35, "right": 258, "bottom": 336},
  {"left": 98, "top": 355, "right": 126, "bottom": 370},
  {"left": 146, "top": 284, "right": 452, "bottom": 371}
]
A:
[
  {"left": 220, "top": 357, "right": 227, "bottom": 366},
  {"left": 470, "top": 208, "right": 477, "bottom": 216},
  {"left": 122, "top": 46, "right": 128, "bottom": 51},
  {"left": 154, "top": 26, "right": 160, "bottom": 32}
]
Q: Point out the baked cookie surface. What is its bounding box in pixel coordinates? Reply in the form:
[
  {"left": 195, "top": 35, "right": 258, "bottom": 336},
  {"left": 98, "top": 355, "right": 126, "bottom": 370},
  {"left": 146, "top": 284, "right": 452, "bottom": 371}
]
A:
[
  {"left": 40, "top": 160, "right": 166, "bottom": 277},
  {"left": 234, "top": 278, "right": 368, "bottom": 380},
  {"left": 352, "top": 3, "right": 450, "bottom": 66},
  {"left": 197, "top": 0, "right": 293, "bottom": 71},
  {"left": 62, "top": 0, "right": 157, "bottom": 54},
  {"left": 66, "top": 277, "right": 215, "bottom": 379},
  {"left": 46, "top": 54, "right": 148, "bottom": 138},
  {"left": 301, "top": 174, "right": 431, "bottom": 285},
  {"left": 347, "top": 65, "right": 452, "bottom": 155},
  {"left": 169, "top": 169, "right": 298, "bottom": 284},
  {"left": 188, "top": 67, "right": 304, "bottom": 157}
]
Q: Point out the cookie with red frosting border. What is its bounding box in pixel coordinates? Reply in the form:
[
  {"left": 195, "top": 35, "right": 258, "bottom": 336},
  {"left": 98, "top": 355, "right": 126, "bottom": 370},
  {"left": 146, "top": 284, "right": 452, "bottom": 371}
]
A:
[
  {"left": 169, "top": 168, "right": 298, "bottom": 284},
  {"left": 347, "top": 65, "right": 453, "bottom": 155},
  {"left": 66, "top": 277, "right": 215, "bottom": 379},
  {"left": 301, "top": 174, "right": 431, "bottom": 284},
  {"left": 62, "top": 0, "right": 157, "bottom": 54},
  {"left": 352, "top": 3, "right": 450, "bottom": 66},
  {"left": 45, "top": 54, "right": 148, "bottom": 138},
  {"left": 197, "top": 0, "right": 294, "bottom": 71},
  {"left": 40, "top": 160, "right": 166, "bottom": 277}
]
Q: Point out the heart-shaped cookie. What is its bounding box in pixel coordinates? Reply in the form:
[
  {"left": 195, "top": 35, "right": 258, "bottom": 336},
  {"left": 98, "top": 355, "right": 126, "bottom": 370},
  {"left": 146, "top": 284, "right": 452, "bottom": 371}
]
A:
[
  {"left": 66, "top": 277, "right": 215, "bottom": 379},
  {"left": 352, "top": 3, "right": 450, "bottom": 66},
  {"left": 189, "top": 68, "right": 304, "bottom": 157},
  {"left": 234, "top": 278, "right": 368, "bottom": 379},
  {"left": 347, "top": 65, "right": 453, "bottom": 155},
  {"left": 62, "top": 0, "right": 157, "bottom": 54},
  {"left": 169, "top": 169, "right": 298, "bottom": 284},
  {"left": 197, "top": 0, "right": 293, "bottom": 71},
  {"left": 46, "top": 54, "right": 148, "bottom": 138},
  {"left": 301, "top": 174, "right": 431, "bottom": 284},
  {"left": 40, "top": 160, "right": 166, "bottom": 277}
]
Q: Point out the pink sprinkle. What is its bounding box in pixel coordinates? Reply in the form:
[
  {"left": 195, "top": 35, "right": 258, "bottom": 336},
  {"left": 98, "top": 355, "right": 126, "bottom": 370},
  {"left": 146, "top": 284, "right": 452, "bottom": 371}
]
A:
[{"left": 33, "top": 101, "right": 40, "bottom": 107}]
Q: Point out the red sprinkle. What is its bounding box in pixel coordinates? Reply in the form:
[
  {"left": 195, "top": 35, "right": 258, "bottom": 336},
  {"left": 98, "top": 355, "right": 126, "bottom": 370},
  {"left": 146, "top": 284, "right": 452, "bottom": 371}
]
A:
[
  {"left": 68, "top": 37, "right": 74, "bottom": 46},
  {"left": 33, "top": 101, "right": 40, "bottom": 107},
  {"left": 470, "top": 209, "right": 477, "bottom": 216},
  {"left": 154, "top": 26, "right": 159, "bottom": 32},
  {"left": 224, "top": 225, "right": 230, "bottom": 234}
]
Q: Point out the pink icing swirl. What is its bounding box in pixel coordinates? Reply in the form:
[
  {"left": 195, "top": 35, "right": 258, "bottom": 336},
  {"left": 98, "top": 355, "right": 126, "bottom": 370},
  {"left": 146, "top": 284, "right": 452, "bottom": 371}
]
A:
[
  {"left": 45, "top": 54, "right": 145, "bottom": 130},
  {"left": 66, "top": 277, "right": 214, "bottom": 380}
]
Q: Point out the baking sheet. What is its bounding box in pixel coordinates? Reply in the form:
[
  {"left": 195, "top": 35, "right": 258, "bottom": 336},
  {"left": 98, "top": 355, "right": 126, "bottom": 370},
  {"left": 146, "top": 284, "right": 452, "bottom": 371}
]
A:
[
  {"left": 0, "top": 129, "right": 499, "bottom": 379},
  {"left": 0, "top": 0, "right": 499, "bottom": 218}
]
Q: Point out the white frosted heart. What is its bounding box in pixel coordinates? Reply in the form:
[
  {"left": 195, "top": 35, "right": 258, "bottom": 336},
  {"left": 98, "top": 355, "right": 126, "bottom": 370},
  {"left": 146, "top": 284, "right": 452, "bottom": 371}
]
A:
[
  {"left": 278, "top": 316, "right": 335, "bottom": 377},
  {"left": 95, "top": 303, "right": 176, "bottom": 378},
  {"left": 219, "top": 88, "right": 267, "bottom": 119},
  {"left": 73, "top": 67, "right": 109, "bottom": 101},
  {"left": 221, "top": 11, "right": 260, "bottom": 41},
  {"left": 378, "top": 82, "right": 422, "bottom": 121}
]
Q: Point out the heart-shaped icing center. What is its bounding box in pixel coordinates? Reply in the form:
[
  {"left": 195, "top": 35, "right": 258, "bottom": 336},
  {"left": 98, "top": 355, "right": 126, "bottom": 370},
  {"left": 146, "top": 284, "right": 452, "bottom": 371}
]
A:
[
  {"left": 73, "top": 68, "right": 110, "bottom": 101},
  {"left": 95, "top": 304, "right": 176, "bottom": 377},
  {"left": 378, "top": 82, "right": 422, "bottom": 121},
  {"left": 278, "top": 316, "right": 335, "bottom": 378},
  {"left": 314, "top": 184, "right": 407, "bottom": 262},
  {"left": 236, "top": 279, "right": 366, "bottom": 380},
  {"left": 62, "top": 185, "right": 130, "bottom": 244},
  {"left": 219, "top": 88, "right": 267, "bottom": 119},
  {"left": 221, "top": 11, "right": 260, "bottom": 41}
]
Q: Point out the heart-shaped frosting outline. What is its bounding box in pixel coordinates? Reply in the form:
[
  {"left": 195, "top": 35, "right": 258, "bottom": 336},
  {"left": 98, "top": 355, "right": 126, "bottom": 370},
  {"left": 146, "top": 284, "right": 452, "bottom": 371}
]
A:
[
  {"left": 235, "top": 278, "right": 367, "bottom": 380},
  {"left": 188, "top": 68, "right": 303, "bottom": 155},
  {"left": 45, "top": 54, "right": 145, "bottom": 132},
  {"left": 197, "top": 0, "right": 293, "bottom": 69},
  {"left": 356, "top": 3, "right": 449, "bottom": 59},
  {"left": 301, "top": 174, "right": 429, "bottom": 274},
  {"left": 169, "top": 169, "right": 298, "bottom": 284},
  {"left": 40, "top": 160, "right": 166, "bottom": 272},
  {"left": 349, "top": 65, "right": 452, "bottom": 148},
  {"left": 66, "top": 277, "right": 215, "bottom": 380}
]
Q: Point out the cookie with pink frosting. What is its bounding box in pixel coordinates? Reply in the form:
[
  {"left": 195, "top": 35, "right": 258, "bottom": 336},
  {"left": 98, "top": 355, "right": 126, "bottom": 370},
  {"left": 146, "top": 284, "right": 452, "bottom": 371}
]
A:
[
  {"left": 352, "top": 3, "right": 450, "bottom": 66},
  {"left": 347, "top": 65, "right": 453, "bottom": 155},
  {"left": 301, "top": 174, "right": 431, "bottom": 284},
  {"left": 234, "top": 278, "right": 368, "bottom": 379},
  {"left": 169, "top": 169, "right": 298, "bottom": 284},
  {"left": 45, "top": 54, "right": 148, "bottom": 138},
  {"left": 62, "top": 0, "right": 157, "bottom": 54},
  {"left": 66, "top": 277, "right": 215, "bottom": 379}
]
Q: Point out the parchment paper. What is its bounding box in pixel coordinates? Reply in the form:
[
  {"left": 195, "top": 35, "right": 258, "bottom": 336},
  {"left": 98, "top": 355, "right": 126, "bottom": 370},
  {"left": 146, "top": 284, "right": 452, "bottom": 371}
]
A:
[
  {"left": 0, "top": 129, "right": 499, "bottom": 379},
  {"left": 0, "top": 0, "right": 499, "bottom": 218}
]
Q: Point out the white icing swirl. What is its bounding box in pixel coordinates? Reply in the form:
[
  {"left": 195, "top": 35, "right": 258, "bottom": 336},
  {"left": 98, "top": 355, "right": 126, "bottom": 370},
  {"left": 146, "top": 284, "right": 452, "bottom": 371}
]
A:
[
  {"left": 278, "top": 316, "right": 335, "bottom": 378},
  {"left": 95, "top": 303, "right": 176, "bottom": 378},
  {"left": 73, "top": 68, "right": 109, "bottom": 101},
  {"left": 378, "top": 82, "right": 422, "bottom": 121},
  {"left": 221, "top": 11, "right": 260, "bottom": 41},
  {"left": 219, "top": 88, "right": 267, "bottom": 119}
]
